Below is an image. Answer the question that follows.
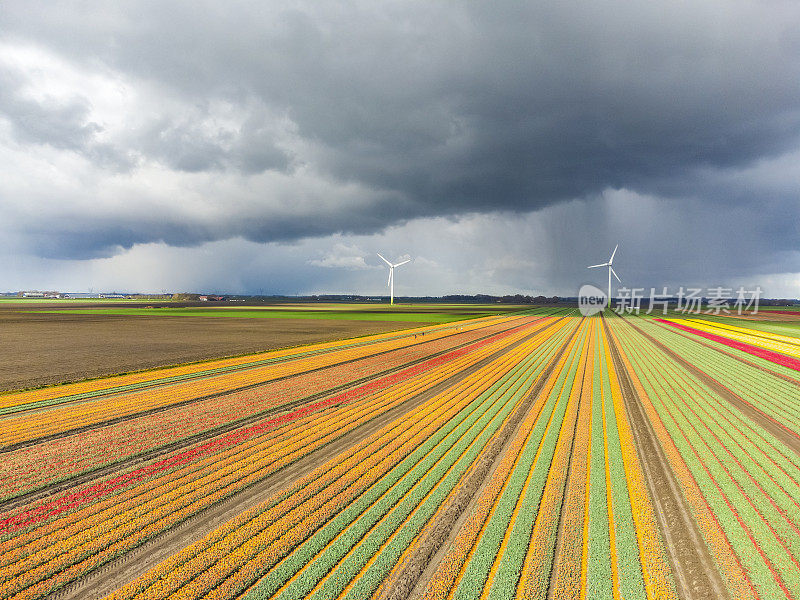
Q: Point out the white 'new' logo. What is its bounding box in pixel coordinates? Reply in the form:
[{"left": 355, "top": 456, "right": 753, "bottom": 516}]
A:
[{"left": 578, "top": 284, "right": 607, "bottom": 316}]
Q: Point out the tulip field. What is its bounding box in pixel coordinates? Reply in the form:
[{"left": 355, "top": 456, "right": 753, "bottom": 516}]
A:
[{"left": 1, "top": 305, "right": 799, "bottom": 600}]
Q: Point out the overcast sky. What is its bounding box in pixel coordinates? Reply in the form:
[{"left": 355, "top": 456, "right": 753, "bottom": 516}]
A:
[{"left": 1, "top": 1, "right": 799, "bottom": 297}]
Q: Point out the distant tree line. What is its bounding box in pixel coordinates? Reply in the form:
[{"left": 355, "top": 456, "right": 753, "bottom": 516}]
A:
[{"left": 188, "top": 293, "right": 564, "bottom": 304}]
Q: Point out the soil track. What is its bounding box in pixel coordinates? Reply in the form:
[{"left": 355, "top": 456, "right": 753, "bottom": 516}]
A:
[
  {"left": 604, "top": 317, "right": 730, "bottom": 600},
  {"left": 375, "top": 319, "right": 579, "bottom": 600},
  {"left": 625, "top": 318, "right": 800, "bottom": 457},
  {"left": 51, "top": 316, "right": 562, "bottom": 600},
  {"left": 0, "top": 309, "right": 427, "bottom": 392}
]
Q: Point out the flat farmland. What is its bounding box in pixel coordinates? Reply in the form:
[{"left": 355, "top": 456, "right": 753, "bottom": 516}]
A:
[
  {"left": 2, "top": 305, "right": 799, "bottom": 600},
  {"left": 0, "top": 303, "right": 518, "bottom": 391}
]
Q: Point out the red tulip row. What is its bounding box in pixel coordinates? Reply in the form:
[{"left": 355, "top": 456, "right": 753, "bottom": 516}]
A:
[
  {"left": 611, "top": 316, "right": 800, "bottom": 600},
  {"left": 102, "top": 316, "right": 572, "bottom": 600},
  {"left": 1, "top": 315, "right": 524, "bottom": 448},
  {"left": 423, "top": 318, "right": 678, "bottom": 600},
  {"left": 1, "top": 316, "right": 523, "bottom": 501},
  {"left": 0, "top": 318, "right": 545, "bottom": 600}
]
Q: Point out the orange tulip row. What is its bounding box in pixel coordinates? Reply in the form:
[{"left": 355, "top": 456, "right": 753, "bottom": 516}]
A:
[
  {"left": 192, "top": 323, "right": 574, "bottom": 600},
  {"left": 421, "top": 318, "right": 680, "bottom": 600},
  {"left": 366, "top": 320, "right": 580, "bottom": 600},
  {"left": 113, "top": 378, "right": 471, "bottom": 600},
  {"left": 104, "top": 317, "right": 570, "bottom": 600},
  {"left": 6, "top": 321, "right": 528, "bottom": 558},
  {"left": 1, "top": 315, "right": 520, "bottom": 448},
  {"left": 295, "top": 327, "right": 574, "bottom": 600},
  {"left": 1, "top": 315, "right": 513, "bottom": 412},
  {"left": 421, "top": 318, "right": 588, "bottom": 600},
  {"left": 2, "top": 317, "right": 525, "bottom": 501},
  {"left": 514, "top": 331, "right": 586, "bottom": 600},
  {"left": 602, "top": 324, "right": 677, "bottom": 600},
  {"left": 0, "top": 317, "right": 543, "bottom": 600},
  {"left": 607, "top": 319, "right": 758, "bottom": 600},
  {"left": 549, "top": 325, "right": 594, "bottom": 600},
  {"left": 6, "top": 318, "right": 540, "bottom": 545}
]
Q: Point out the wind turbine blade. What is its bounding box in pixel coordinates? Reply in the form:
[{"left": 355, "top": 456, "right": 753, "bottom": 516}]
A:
[
  {"left": 393, "top": 259, "right": 411, "bottom": 267},
  {"left": 387, "top": 268, "right": 393, "bottom": 287},
  {"left": 587, "top": 263, "right": 608, "bottom": 269},
  {"left": 377, "top": 253, "right": 392, "bottom": 266},
  {"left": 609, "top": 244, "right": 618, "bottom": 264},
  {"left": 611, "top": 267, "right": 621, "bottom": 282}
]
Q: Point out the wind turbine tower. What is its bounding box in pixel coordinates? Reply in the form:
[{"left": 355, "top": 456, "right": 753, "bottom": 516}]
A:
[
  {"left": 587, "top": 244, "right": 621, "bottom": 308},
  {"left": 377, "top": 253, "right": 411, "bottom": 305}
]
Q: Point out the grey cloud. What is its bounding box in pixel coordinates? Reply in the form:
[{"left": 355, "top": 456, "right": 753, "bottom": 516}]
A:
[
  {"left": 140, "top": 118, "right": 227, "bottom": 173},
  {"left": 0, "top": 67, "right": 101, "bottom": 151},
  {"left": 0, "top": 0, "right": 799, "bottom": 284},
  {"left": 133, "top": 107, "right": 292, "bottom": 174},
  {"left": 231, "top": 114, "right": 293, "bottom": 175}
]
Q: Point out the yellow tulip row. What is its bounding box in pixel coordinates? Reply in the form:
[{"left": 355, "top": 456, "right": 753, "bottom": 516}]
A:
[
  {"left": 0, "top": 315, "right": 517, "bottom": 448},
  {"left": 113, "top": 374, "right": 471, "bottom": 600},
  {"left": 602, "top": 325, "right": 677, "bottom": 600},
  {"left": 684, "top": 319, "right": 800, "bottom": 349},
  {"left": 503, "top": 327, "right": 591, "bottom": 600},
  {"left": 0, "top": 317, "right": 543, "bottom": 600},
  {"left": 2, "top": 318, "right": 537, "bottom": 502},
  {"left": 600, "top": 354, "right": 622, "bottom": 600},
  {"left": 419, "top": 318, "right": 681, "bottom": 600},
  {"left": 300, "top": 329, "right": 566, "bottom": 600},
  {"left": 4, "top": 319, "right": 531, "bottom": 561},
  {"left": 549, "top": 324, "right": 595, "bottom": 600},
  {"left": 672, "top": 319, "right": 800, "bottom": 359},
  {"left": 513, "top": 326, "right": 587, "bottom": 600},
  {"left": 607, "top": 319, "right": 758, "bottom": 600},
  {"left": 239, "top": 326, "right": 564, "bottom": 600},
  {"left": 3, "top": 405, "right": 386, "bottom": 599},
  {"left": 105, "top": 318, "right": 566, "bottom": 600},
  {"left": 421, "top": 318, "right": 587, "bottom": 600},
  {"left": 362, "top": 320, "right": 579, "bottom": 600},
  {"left": 489, "top": 323, "right": 591, "bottom": 600}
]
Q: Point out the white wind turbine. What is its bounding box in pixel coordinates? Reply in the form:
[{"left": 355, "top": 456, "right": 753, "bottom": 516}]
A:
[
  {"left": 377, "top": 253, "right": 411, "bottom": 305},
  {"left": 588, "top": 244, "right": 621, "bottom": 308}
]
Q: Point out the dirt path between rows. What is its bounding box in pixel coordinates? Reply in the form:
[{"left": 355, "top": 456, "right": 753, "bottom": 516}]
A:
[
  {"left": 53, "top": 317, "right": 563, "bottom": 600},
  {"left": 604, "top": 318, "right": 731, "bottom": 600},
  {"left": 386, "top": 321, "right": 580, "bottom": 600},
  {"left": 625, "top": 318, "right": 800, "bottom": 458}
]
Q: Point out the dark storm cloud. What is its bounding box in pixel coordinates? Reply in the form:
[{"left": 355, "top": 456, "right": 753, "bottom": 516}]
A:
[{"left": 1, "top": 0, "right": 800, "bottom": 264}]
